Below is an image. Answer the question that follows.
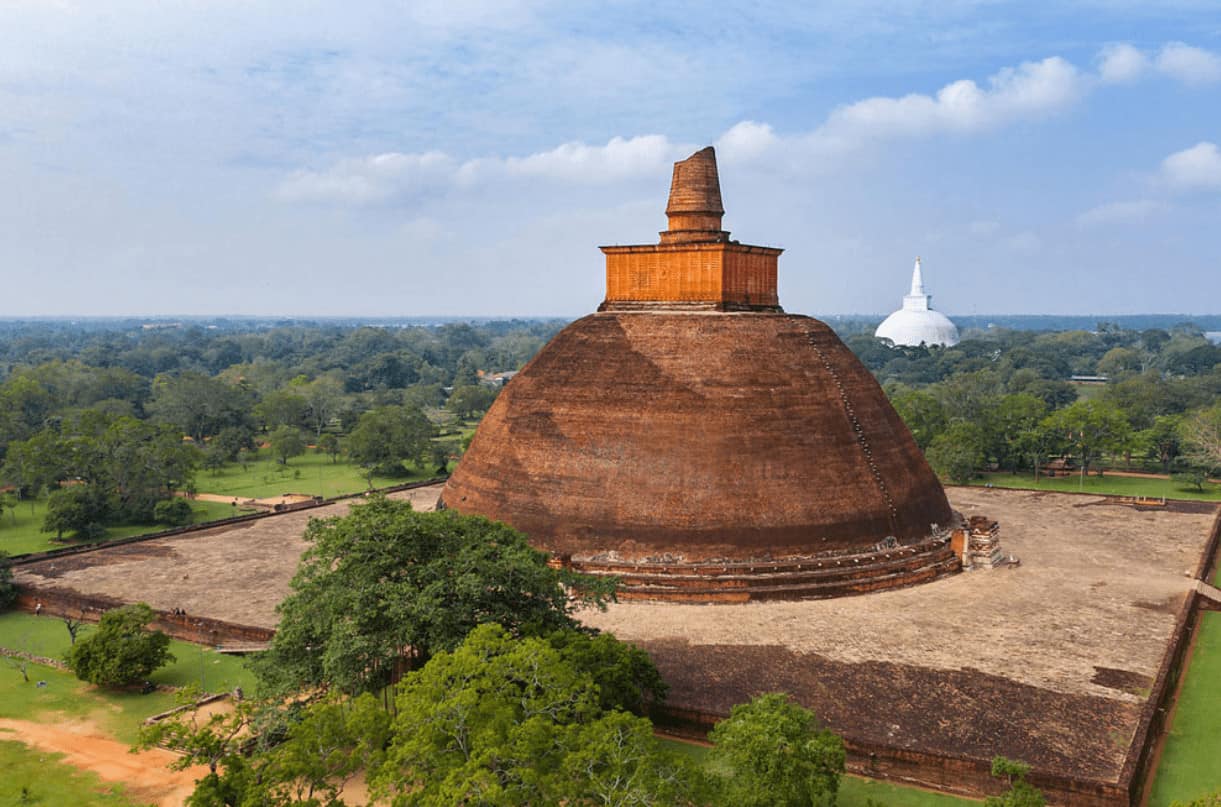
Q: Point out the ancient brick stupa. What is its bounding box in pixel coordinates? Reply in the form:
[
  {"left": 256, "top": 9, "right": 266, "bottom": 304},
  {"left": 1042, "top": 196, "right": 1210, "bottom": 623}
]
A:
[{"left": 442, "top": 147, "right": 960, "bottom": 601}]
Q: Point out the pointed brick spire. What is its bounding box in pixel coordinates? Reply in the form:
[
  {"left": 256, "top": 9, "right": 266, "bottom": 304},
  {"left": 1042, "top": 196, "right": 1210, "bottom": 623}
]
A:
[{"left": 660, "top": 147, "right": 729, "bottom": 244}]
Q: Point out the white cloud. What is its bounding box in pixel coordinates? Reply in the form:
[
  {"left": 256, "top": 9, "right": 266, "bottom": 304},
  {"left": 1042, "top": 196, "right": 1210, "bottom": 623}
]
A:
[
  {"left": 279, "top": 45, "right": 1221, "bottom": 209},
  {"left": 1156, "top": 42, "right": 1221, "bottom": 84},
  {"left": 277, "top": 135, "right": 686, "bottom": 205},
  {"left": 819, "top": 57, "right": 1082, "bottom": 140},
  {"left": 1098, "top": 43, "right": 1149, "bottom": 83},
  {"left": 1161, "top": 141, "right": 1221, "bottom": 190},
  {"left": 496, "top": 135, "right": 683, "bottom": 182},
  {"left": 277, "top": 151, "right": 456, "bottom": 204},
  {"left": 1094, "top": 41, "right": 1221, "bottom": 85},
  {"left": 716, "top": 121, "right": 780, "bottom": 163},
  {"left": 1076, "top": 199, "right": 1166, "bottom": 226},
  {"left": 969, "top": 220, "right": 1000, "bottom": 236}
]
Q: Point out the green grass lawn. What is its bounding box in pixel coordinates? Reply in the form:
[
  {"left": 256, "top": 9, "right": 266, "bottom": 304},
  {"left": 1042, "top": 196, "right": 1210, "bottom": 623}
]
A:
[
  {"left": 0, "top": 498, "right": 256, "bottom": 557},
  {"left": 970, "top": 471, "right": 1221, "bottom": 502},
  {"left": 658, "top": 738, "right": 978, "bottom": 807},
  {"left": 1149, "top": 610, "right": 1221, "bottom": 807},
  {"left": 840, "top": 776, "right": 980, "bottom": 807},
  {"left": 0, "top": 611, "right": 258, "bottom": 743},
  {"left": 0, "top": 739, "right": 150, "bottom": 807},
  {"left": 192, "top": 450, "right": 434, "bottom": 500},
  {"left": 0, "top": 450, "right": 445, "bottom": 557}
]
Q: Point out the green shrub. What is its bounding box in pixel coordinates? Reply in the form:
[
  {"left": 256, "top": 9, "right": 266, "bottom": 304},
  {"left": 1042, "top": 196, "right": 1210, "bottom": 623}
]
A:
[
  {"left": 153, "top": 497, "right": 193, "bottom": 526},
  {"left": 66, "top": 603, "right": 174, "bottom": 688}
]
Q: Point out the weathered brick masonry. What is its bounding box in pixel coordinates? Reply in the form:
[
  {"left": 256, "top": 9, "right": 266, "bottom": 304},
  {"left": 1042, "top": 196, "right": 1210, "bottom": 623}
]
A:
[{"left": 443, "top": 146, "right": 958, "bottom": 600}]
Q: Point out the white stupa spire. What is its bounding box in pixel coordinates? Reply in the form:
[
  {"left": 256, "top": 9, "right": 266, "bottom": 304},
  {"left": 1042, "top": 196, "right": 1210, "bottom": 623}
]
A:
[
  {"left": 909, "top": 257, "right": 925, "bottom": 296},
  {"left": 902, "top": 257, "right": 930, "bottom": 312}
]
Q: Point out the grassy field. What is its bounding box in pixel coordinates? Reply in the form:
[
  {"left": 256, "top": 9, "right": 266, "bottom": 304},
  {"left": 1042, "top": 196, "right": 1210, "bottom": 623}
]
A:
[
  {"left": 1149, "top": 611, "right": 1221, "bottom": 807},
  {"left": 0, "top": 450, "right": 443, "bottom": 557},
  {"left": 192, "top": 450, "right": 435, "bottom": 500},
  {"left": 658, "top": 738, "right": 978, "bottom": 806},
  {"left": 0, "top": 739, "right": 149, "bottom": 807},
  {"left": 971, "top": 471, "right": 1221, "bottom": 502},
  {"left": 0, "top": 611, "right": 258, "bottom": 743},
  {"left": 0, "top": 498, "right": 250, "bottom": 557}
]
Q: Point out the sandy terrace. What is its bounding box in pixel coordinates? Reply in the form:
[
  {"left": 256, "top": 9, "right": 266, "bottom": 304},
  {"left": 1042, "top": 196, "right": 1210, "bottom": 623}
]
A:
[
  {"left": 582, "top": 488, "right": 1214, "bottom": 701},
  {"left": 14, "top": 485, "right": 442, "bottom": 629},
  {"left": 576, "top": 488, "right": 1218, "bottom": 781}
]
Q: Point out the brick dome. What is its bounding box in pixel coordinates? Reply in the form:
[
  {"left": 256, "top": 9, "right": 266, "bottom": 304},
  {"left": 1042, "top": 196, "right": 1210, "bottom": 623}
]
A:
[{"left": 441, "top": 148, "right": 959, "bottom": 601}]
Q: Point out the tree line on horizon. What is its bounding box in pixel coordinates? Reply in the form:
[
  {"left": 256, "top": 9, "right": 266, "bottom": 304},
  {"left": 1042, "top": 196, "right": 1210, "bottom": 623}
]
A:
[
  {"left": 0, "top": 317, "right": 1217, "bottom": 543},
  {"left": 0, "top": 320, "right": 552, "bottom": 542}
]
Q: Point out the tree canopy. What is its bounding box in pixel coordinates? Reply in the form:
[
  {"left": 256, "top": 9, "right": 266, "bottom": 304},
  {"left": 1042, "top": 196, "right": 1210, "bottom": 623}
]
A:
[
  {"left": 345, "top": 405, "right": 438, "bottom": 479},
  {"left": 66, "top": 602, "right": 174, "bottom": 688},
  {"left": 707, "top": 693, "right": 846, "bottom": 807},
  {"left": 153, "top": 626, "right": 696, "bottom": 807},
  {"left": 255, "top": 496, "right": 616, "bottom": 696},
  {"left": 372, "top": 623, "right": 704, "bottom": 807}
]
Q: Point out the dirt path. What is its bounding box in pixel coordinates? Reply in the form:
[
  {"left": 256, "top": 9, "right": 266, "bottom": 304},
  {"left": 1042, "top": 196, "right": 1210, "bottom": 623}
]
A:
[
  {"left": 178, "top": 491, "right": 314, "bottom": 508},
  {"left": 0, "top": 717, "right": 206, "bottom": 807}
]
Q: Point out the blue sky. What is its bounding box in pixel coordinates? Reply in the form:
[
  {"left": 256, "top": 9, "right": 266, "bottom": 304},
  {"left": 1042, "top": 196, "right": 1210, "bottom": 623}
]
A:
[{"left": 1, "top": 1, "right": 1219, "bottom": 317}]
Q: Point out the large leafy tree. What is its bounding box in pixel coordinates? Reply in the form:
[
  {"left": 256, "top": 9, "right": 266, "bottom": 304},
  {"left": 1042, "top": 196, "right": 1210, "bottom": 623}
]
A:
[
  {"left": 43, "top": 484, "right": 114, "bottom": 541},
  {"left": 545, "top": 628, "right": 668, "bottom": 716},
  {"left": 1182, "top": 405, "right": 1221, "bottom": 475},
  {"left": 155, "top": 629, "right": 683, "bottom": 807},
  {"left": 255, "top": 388, "right": 309, "bottom": 431},
  {"left": 268, "top": 425, "right": 306, "bottom": 466},
  {"left": 926, "top": 422, "right": 987, "bottom": 484},
  {"left": 982, "top": 393, "right": 1047, "bottom": 472},
  {"left": 301, "top": 375, "right": 344, "bottom": 440},
  {"left": 887, "top": 386, "right": 946, "bottom": 450},
  {"left": 255, "top": 497, "right": 616, "bottom": 696},
  {"left": 372, "top": 624, "right": 702, "bottom": 806},
  {"left": 446, "top": 384, "right": 498, "bottom": 420},
  {"left": 1039, "top": 400, "right": 1133, "bottom": 475},
  {"left": 708, "top": 693, "right": 846, "bottom": 807},
  {"left": 66, "top": 603, "right": 174, "bottom": 688},
  {"left": 148, "top": 371, "right": 255, "bottom": 444},
  {"left": 1137, "top": 414, "right": 1184, "bottom": 473},
  {"left": 346, "top": 405, "right": 437, "bottom": 479}
]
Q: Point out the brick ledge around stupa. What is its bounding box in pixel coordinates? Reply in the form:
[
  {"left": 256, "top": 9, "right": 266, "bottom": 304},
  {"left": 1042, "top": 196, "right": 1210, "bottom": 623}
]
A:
[{"left": 551, "top": 517, "right": 970, "bottom": 603}]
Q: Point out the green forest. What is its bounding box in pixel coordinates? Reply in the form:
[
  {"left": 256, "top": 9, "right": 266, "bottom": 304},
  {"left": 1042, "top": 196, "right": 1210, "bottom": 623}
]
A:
[{"left": 0, "top": 316, "right": 1218, "bottom": 556}]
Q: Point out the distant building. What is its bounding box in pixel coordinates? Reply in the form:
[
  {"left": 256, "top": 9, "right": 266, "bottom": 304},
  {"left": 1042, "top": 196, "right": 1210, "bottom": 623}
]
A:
[{"left": 875, "top": 258, "right": 959, "bottom": 347}]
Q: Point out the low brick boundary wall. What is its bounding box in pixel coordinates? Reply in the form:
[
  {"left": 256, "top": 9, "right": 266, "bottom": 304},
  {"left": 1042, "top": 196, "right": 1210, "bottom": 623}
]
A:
[{"left": 14, "top": 589, "right": 274, "bottom": 647}]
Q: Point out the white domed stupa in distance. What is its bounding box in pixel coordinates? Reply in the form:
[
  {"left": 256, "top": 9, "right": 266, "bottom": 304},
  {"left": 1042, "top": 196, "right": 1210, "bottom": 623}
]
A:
[{"left": 875, "top": 257, "right": 959, "bottom": 347}]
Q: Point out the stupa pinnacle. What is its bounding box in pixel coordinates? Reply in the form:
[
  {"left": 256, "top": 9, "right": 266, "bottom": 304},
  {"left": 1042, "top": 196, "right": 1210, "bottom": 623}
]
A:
[
  {"left": 442, "top": 147, "right": 959, "bottom": 602},
  {"left": 660, "top": 146, "right": 727, "bottom": 243},
  {"left": 600, "top": 146, "right": 781, "bottom": 312}
]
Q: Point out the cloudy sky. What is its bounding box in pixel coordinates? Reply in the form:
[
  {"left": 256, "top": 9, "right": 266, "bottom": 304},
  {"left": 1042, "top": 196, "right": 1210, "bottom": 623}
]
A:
[{"left": 2, "top": 1, "right": 1219, "bottom": 318}]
